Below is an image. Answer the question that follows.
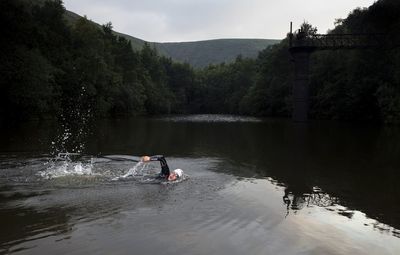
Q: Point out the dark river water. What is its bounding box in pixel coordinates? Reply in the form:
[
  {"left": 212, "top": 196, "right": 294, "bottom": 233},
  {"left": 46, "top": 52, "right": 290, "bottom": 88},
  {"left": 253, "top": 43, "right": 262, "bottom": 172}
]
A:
[{"left": 0, "top": 115, "right": 399, "bottom": 255}]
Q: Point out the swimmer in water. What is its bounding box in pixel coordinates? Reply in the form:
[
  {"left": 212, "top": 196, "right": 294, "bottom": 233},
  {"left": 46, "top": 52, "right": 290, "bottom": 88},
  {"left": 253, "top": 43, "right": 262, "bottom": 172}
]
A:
[{"left": 141, "top": 155, "right": 183, "bottom": 181}]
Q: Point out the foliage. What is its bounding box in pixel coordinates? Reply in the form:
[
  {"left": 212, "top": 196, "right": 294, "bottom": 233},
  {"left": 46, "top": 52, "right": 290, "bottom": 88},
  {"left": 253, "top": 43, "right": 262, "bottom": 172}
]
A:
[
  {"left": 0, "top": 0, "right": 195, "bottom": 121},
  {"left": 1, "top": 0, "right": 400, "bottom": 124},
  {"left": 194, "top": 0, "right": 400, "bottom": 123},
  {"left": 192, "top": 56, "right": 256, "bottom": 114},
  {"left": 240, "top": 40, "right": 292, "bottom": 116},
  {"left": 62, "top": 9, "right": 280, "bottom": 69},
  {"left": 308, "top": 0, "right": 400, "bottom": 122}
]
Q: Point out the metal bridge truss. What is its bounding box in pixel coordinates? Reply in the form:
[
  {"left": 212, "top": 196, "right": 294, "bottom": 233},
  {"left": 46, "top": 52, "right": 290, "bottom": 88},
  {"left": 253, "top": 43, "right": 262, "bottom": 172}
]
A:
[
  {"left": 289, "top": 32, "right": 395, "bottom": 51},
  {"left": 287, "top": 21, "right": 400, "bottom": 122}
]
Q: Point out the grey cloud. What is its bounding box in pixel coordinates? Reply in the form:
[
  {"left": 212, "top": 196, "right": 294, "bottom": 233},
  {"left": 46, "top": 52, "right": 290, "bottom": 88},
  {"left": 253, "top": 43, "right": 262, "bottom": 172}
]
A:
[{"left": 63, "top": 0, "right": 376, "bottom": 42}]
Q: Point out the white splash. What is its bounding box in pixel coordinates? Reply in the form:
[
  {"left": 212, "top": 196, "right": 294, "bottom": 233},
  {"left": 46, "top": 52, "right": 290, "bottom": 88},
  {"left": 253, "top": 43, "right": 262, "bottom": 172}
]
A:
[
  {"left": 112, "top": 161, "right": 149, "bottom": 180},
  {"left": 39, "top": 153, "right": 94, "bottom": 180}
]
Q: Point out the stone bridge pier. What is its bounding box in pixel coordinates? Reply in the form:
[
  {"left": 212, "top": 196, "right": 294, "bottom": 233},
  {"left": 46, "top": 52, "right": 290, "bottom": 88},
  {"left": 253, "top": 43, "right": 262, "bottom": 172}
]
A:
[{"left": 290, "top": 48, "right": 313, "bottom": 122}]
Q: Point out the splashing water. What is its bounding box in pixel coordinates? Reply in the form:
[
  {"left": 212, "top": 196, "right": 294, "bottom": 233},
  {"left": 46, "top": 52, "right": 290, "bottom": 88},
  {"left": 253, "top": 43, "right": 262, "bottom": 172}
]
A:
[
  {"left": 112, "top": 161, "right": 149, "bottom": 180},
  {"left": 39, "top": 153, "right": 94, "bottom": 180},
  {"left": 49, "top": 85, "right": 93, "bottom": 157},
  {"left": 44, "top": 84, "right": 94, "bottom": 180},
  {"left": 122, "top": 161, "right": 145, "bottom": 177}
]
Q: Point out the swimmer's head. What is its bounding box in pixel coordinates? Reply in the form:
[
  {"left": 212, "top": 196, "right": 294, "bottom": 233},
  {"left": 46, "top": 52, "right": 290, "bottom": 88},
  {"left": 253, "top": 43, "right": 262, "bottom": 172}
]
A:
[
  {"left": 168, "top": 172, "right": 177, "bottom": 181},
  {"left": 168, "top": 169, "right": 183, "bottom": 181},
  {"left": 174, "top": 169, "right": 183, "bottom": 178}
]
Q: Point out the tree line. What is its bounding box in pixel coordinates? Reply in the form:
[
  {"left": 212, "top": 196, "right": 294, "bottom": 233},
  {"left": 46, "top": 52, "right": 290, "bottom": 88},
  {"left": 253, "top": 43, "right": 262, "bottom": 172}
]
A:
[
  {"left": 1, "top": 0, "right": 399, "bottom": 124},
  {"left": 196, "top": 0, "right": 400, "bottom": 123},
  {"left": 0, "top": 0, "right": 197, "bottom": 123}
]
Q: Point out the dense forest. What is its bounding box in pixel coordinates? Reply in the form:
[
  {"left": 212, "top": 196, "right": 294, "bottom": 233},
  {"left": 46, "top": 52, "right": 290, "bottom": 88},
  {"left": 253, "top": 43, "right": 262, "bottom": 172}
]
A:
[
  {"left": 237, "top": 0, "right": 400, "bottom": 122},
  {"left": 0, "top": 0, "right": 196, "bottom": 122},
  {"left": 1, "top": 0, "right": 399, "bottom": 124}
]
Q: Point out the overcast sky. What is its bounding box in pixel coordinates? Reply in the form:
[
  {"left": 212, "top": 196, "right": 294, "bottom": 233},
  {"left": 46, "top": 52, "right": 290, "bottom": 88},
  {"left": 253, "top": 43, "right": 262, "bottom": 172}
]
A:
[{"left": 63, "top": 0, "right": 376, "bottom": 42}]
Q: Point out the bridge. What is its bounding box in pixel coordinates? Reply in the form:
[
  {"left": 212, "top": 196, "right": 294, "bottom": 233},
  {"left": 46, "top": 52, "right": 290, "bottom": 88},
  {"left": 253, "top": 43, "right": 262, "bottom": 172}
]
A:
[{"left": 288, "top": 22, "right": 397, "bottom": 122}]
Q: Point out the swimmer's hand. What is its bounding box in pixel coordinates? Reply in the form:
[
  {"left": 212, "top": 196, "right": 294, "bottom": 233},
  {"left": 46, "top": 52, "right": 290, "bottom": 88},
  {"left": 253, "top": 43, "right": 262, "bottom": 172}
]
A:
[{"left": 141, "top": 156, "right": 151, "bottom": 162}]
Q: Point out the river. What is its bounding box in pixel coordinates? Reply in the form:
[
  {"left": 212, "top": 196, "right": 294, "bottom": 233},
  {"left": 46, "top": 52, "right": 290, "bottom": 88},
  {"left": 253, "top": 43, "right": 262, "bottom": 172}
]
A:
[{"left": 0, "top": 115, "right": 399, "bottom": 254}]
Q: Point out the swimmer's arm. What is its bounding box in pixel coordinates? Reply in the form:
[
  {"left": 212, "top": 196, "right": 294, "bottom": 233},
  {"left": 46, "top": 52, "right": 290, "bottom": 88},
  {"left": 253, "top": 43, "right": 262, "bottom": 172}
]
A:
[{"left": 149, "top": 155, "right": 165, "bottom": 161}]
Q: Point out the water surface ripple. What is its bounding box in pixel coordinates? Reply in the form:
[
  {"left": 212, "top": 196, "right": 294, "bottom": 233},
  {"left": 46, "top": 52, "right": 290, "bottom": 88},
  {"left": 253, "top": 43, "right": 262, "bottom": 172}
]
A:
[{"left": 0, "top": 115, "right": 399, "bottom": 254}]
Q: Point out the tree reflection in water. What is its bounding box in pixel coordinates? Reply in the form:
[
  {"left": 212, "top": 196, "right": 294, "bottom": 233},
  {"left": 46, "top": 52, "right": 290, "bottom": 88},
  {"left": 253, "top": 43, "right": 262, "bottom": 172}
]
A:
[
  {"left": 281, "top": 184, "right": 400, "bottom": 238},
  {"left": 283, "top": 186, "right": 339, "bottom": 217}
]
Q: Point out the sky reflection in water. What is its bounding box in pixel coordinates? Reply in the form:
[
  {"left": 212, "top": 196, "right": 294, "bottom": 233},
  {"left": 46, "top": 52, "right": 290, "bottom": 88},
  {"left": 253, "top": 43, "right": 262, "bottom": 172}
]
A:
[{"left": 0, "top": 115, "right": 399, "bottom": 254}]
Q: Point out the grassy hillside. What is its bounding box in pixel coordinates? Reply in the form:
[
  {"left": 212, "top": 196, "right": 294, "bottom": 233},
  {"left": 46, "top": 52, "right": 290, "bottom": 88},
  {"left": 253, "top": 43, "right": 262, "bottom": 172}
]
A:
[
  {"left": 30, "top": 1, "right": 281, "bottom": 68},
  {"left": 154, "top": 39, "right": 280, "bottom": 68}
]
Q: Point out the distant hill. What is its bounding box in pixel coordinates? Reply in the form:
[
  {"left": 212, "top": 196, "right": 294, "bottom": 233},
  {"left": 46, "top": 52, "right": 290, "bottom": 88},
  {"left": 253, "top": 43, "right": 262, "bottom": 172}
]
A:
[
  {"left": 63, "top": 5, "right": 281, "bottom": 68},
  {"left": 153, "top": 39, "right": 279, "bottom": 68}
]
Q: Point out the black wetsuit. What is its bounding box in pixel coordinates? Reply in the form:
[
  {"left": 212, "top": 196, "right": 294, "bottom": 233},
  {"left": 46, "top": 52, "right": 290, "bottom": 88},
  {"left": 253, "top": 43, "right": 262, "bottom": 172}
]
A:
[{"left": 149, "top": 155, "right": 170, "bottom": 178}]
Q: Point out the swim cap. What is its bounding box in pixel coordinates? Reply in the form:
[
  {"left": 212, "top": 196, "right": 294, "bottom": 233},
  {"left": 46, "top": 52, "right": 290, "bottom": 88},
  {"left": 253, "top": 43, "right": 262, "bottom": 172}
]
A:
[{"left": 174, "top": 169, "right": 183, "bottom": 178}]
